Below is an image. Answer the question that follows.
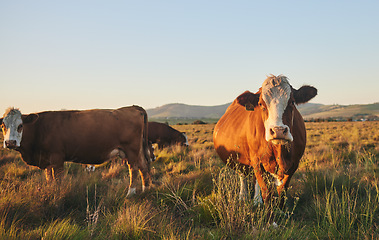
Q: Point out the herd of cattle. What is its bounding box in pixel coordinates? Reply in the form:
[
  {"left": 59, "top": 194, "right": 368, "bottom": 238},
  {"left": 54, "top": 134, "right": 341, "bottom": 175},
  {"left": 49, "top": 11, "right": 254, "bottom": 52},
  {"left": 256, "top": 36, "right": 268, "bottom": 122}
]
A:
[{"left": 1, "top": 75, "right": 316, "bottom": 207}]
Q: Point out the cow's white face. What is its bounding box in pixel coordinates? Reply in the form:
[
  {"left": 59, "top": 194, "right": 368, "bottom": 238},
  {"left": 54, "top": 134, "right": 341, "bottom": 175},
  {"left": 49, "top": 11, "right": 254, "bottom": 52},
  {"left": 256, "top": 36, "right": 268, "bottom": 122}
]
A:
[
  {"left": 237, "top": 75, "right": 317, "bottom": 144},
  {"left": 182, "top": 133, "right": 189, "bottom": 146},
  {"left": 261, "top": 76, "right": 293, "bottom": 143},
  {"left": 1, "top": 108, "right": 23, "bottom": 149}
]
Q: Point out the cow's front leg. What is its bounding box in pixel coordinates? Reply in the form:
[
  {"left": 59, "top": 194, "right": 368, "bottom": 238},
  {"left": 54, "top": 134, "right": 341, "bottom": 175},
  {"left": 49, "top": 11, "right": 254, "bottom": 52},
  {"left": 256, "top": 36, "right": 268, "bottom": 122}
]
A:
[
  {"left": 44, "top": 154, "right": 64, "bottom": 181},
  {"left": 45, "top": 167, "right": 54, "bottom": 182},
  {"left": 253, "top": 167, "right": 270, "bottom": 205},
  {"left": 276, "top": 174, "right": 291, "bottom": 209},
  {"left": 254, "top": 169, "right": 280, "bottom": 225},
  {"left": 44, "top": 165, "right": 64, "bottom": 181}
]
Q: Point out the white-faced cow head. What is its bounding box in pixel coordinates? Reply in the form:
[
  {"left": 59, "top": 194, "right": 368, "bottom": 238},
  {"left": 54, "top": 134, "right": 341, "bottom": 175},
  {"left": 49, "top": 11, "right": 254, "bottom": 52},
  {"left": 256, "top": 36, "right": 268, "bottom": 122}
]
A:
[
  {"left": 182, "top": 132, "right": 189, "bottom": 147},
  {"left": 237, "top": 75, "right": 317, "bottom": 144},
  {"left": 1, "top": 108, "right": 38, "bottom": 149}
]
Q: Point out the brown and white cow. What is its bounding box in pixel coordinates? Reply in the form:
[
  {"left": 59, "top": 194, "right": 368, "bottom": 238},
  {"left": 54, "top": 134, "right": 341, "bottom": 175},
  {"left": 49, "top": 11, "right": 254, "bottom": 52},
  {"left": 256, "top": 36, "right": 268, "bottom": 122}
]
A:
[
  {"left": 213, "top": 75, "right": 317, "bottom": 207},
  {"left": 148, "top": 121, "right": 188, "bottom": 149},
  {"left": 1, "top": 106, "right": 152, "bottom": 197}
]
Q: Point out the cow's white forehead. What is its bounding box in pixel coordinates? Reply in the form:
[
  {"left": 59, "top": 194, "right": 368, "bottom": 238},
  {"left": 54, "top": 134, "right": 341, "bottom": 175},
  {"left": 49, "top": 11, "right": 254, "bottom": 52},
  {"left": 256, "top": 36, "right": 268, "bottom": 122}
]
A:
[
  {"left": 261, "top": 76, "right": 291, "bottom": 105},
  {"left": 3, "top": 108, "right": 22, "bottom": 126}
]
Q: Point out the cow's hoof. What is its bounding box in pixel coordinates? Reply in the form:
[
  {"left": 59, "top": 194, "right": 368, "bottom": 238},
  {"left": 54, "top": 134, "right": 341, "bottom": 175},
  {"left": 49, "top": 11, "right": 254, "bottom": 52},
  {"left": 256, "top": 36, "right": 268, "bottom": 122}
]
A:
[
  {"left": 126, "top": 187, "right": 136, "bottom": 198},
  {"left": 142, "top": 185, "right": 151, "bottom": 193}
]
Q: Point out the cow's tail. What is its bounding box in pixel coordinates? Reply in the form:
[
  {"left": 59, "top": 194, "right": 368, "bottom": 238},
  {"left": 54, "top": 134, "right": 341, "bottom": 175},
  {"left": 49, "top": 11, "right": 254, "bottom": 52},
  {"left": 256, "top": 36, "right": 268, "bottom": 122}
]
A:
[
  {"left": 143, "top": 110, "right": 152, "bottom": 163},
  {"left": 134, "top": 105, "right": 152, "bottom": 163}
]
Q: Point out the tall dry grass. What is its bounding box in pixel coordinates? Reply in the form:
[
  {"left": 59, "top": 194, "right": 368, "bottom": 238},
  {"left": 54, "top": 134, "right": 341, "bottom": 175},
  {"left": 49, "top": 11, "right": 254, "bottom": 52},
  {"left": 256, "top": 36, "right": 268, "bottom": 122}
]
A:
[{"left": 0, "top": 121, "right": 377, "bottom": 239}]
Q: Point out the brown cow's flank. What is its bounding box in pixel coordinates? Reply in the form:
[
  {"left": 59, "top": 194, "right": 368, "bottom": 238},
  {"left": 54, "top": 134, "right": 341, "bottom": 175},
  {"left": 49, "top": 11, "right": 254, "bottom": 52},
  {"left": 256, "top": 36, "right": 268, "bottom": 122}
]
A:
[{"left": 148, "top": 121, "right": 188, "bottom": 149}]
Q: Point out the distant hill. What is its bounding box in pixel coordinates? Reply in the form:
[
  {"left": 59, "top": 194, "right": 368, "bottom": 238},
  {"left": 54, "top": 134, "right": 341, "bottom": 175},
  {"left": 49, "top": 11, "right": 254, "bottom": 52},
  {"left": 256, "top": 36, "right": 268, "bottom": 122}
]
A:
[
  {"left": 147, "top": 103, "right": 231, "bottom": 119},
  {"left": 147, "top": 102, "right": 379, "bottom": 121},
  {"left": 298, "top": 102, "right": 379, "bottom": 119}
]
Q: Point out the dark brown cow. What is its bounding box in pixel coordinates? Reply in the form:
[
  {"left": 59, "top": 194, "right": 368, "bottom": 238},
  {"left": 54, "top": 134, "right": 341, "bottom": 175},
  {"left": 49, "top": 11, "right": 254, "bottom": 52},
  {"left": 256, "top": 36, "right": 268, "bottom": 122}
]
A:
[
  {"left": 213, "top": 75, "right": 317, "bottom": 207},
  {"left": 148, "top": 121, "right": 188, "bottom": 149},
  {"left": 1, "top": 106, "right": 152, "bottom": 197}
]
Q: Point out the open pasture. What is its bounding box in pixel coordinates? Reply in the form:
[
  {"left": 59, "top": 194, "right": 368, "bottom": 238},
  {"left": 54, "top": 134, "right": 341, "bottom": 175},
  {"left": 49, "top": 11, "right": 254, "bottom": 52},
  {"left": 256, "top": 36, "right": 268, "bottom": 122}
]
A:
[{"left": 0, "top": 121, "right": 378, "bottom": 239}]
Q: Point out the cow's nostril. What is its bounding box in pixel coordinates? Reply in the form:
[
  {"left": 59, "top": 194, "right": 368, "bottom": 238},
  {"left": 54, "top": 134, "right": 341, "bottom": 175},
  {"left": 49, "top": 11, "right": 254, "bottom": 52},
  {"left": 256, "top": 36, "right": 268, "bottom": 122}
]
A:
[{"left": 270, "top": 128, "right": 275, "bottom": 136}]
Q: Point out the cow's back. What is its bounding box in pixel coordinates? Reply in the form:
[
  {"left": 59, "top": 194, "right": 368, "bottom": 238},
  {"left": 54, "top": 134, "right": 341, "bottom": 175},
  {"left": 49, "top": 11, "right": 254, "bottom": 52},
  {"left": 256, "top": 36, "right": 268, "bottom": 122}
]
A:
[
  {"left": 148, "top": 122, "right": 166, "bottom": 142},
  {"left": 148, "top": 122, "right": 182, "bottom": 144}
]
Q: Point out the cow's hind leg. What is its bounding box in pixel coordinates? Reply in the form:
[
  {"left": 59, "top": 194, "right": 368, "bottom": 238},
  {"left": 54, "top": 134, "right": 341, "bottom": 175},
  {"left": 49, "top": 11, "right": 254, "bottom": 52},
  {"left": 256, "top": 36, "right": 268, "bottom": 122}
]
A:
[
  {"left": 125, "top": 149, "right": 152, "bottom": 197},
  {"left": 126, "top": 161, "right": 139, "bottom": 197},
  {"left": 138, "top": 154, "right": 152, "bottom": 192},
  {"left": 125, "top": 162, "right": 151, "bottom": 196},
  {"left": 139, "top": 169, "right": 151, "bottom": 192}
]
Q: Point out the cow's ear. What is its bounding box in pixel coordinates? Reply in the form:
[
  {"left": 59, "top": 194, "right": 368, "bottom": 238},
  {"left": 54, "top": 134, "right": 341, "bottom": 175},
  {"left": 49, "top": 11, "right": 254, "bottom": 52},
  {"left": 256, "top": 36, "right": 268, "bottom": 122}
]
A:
[
  {"left": 237, "top": 91, "right": 260, "bottom": 111},
  {"left": 22, "top": 114, "right": 39, "bottom": 124},
  {"left": 293, "top": 85, "right": 317, "bottom": 104}
]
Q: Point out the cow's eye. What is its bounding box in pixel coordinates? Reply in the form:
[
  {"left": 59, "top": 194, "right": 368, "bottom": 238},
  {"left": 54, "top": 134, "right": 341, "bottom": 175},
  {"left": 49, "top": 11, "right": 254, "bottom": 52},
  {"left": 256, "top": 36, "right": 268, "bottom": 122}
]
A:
[{"left": 17, "top": 124, "right": 23, "bottom": 133}]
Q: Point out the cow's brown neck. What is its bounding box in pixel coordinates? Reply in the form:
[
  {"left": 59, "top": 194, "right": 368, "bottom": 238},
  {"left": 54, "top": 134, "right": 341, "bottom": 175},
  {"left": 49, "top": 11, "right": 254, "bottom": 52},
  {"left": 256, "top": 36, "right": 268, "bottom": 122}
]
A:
[
  {"left": 271, "top": 142, "right": 292, "bottom": 177},
  {"left": 248, "top": 103, "right": 294, "bottom": 179},
  {"left": 15, "top": 125, "right": 41, "bottom": 167}
]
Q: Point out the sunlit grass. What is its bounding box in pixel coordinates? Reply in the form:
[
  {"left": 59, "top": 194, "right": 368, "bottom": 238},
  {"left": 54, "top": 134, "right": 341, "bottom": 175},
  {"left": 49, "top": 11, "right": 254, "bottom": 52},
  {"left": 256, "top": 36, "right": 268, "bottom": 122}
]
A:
[
  {"left": 311, "top": 175, "right": 378, "bottom": 239},
  {"left": 0, "top": 121, "right": 378, "bottom": 238}
]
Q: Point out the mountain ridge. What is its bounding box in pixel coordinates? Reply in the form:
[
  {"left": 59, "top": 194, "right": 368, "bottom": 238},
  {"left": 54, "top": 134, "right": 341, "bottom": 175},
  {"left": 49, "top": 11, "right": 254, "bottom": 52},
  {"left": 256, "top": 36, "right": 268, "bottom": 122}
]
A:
[
  {"left": 147, "top": 103, "right": 231, "bottom": 119},
  {"left": 147, "top": 102, "right": 379, "bottom": 120}
]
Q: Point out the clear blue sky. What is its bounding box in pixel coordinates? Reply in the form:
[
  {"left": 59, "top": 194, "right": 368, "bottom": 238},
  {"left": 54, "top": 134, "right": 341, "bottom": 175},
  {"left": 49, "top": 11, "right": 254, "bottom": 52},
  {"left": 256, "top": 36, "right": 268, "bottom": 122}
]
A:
[{"left": 1, "top": 1, "right": 378, "bottom": 114}]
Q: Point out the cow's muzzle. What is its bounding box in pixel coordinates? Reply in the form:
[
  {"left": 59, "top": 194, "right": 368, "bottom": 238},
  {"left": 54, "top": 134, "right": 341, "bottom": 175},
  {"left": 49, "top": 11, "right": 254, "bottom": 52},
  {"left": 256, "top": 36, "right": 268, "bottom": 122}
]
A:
[
  {"left": 268, "top": 126, "right": 293, "bottom": 144},
  {"left": 5, "top": 140, "right": 17, "bottom": 149},
  {"left": 269, "top": 126, "right": 289, "bottom": 139}
]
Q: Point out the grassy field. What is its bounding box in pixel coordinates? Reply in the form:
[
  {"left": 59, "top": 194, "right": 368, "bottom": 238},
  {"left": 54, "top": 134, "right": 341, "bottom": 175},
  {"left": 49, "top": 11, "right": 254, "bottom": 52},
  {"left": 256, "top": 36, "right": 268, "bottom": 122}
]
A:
[{"left": 0, "top": 121, "right": 378, "bottom": 239}]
